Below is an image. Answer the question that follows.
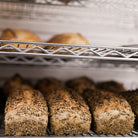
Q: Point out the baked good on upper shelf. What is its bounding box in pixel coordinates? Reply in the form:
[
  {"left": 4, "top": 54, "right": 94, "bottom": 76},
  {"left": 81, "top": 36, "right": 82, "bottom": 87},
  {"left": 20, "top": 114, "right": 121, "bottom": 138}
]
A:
[
  {"left": 120, "top": 90, "right": 138, "bottom": 123},
  {"left": 66, "top": 76, "right": 95, "bottom": 94},
  {"left": 36, "top": 77, "right": 65, "bottom": 95},
  {"left": 46, "top": 33, "right": 90, "bottom": 51},
  {"left": 5, "top": 89, "right": 48, "bottom": 136},
  {"left": 3, "top": 74, "right": 32, "bottom": 97},
  {"left": 83, "top": 89, "right": 135, "bottom": 135},
  {"left": 0, "top": 29, "right": 41, "bottom": 52},
  {"left": 96, "top": 80, "right": 126, "bottom": 93},
  {"left": 45, "top": 89, "right": 91, "bottom": 135}
]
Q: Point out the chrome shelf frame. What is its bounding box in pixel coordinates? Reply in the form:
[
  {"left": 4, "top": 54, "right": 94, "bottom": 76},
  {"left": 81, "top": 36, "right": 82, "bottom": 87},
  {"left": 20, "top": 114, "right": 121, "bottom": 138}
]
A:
[
  {"left": 0, "top": 40, "right": 138, "bottom": 68},
  {"left": 0, "top": 0, "right": 87, "bottom": 7}
]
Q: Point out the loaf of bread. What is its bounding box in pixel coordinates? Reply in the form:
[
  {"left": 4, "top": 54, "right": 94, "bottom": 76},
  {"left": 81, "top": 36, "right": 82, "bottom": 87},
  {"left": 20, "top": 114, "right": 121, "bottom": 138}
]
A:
[
  {"left": 45, "top": 89, "right": 91, "bottom": 135},
  {"left": 0, "top": 29, "right": 41, "bottom": 51},
  {"left": 47, "top": 33, "right": 89, "bottom": 50},
  {"left": 120, "top": 90, "right": 138, "bottom": 123},
  {"left": 36, "top": 77, "right": 65, "bottom": 95},
  {"left": 66, "top": 76, "right": 95, "bottom": 94},
  {"left": 3, "top": 74, "right": 32, "bottom": 97},
  {"left": 5, "top": 89, "right": 48, "bottom": 136},
  {"left": 83, "top": 89, "right": 135, "bottom": 135},
  {"left": 96, "top": 80, "right": 126, "bottom": 93}
]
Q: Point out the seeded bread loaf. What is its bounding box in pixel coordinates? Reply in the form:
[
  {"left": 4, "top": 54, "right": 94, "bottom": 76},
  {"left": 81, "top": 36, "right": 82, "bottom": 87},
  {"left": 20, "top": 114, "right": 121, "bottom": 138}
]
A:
[
  {"left": 120, "top": 90, "right": 138, "bottom": 122},
  {"left": 5, "top": 89, "right": 48, "bottom": 136},
  {"left": 45, "top": 89, "right": 91, "bottom": 135},
  {"left": 96, "top": 80, "right": 126, "bottom": 93},
  {"left": 66, "top": 76, "right": 95, "bottom": 94},
  {"left": 3, "top": 74, "right": 32, "bottom": 97},
  {"left": 36, "top": 77, "right": 65, "bottom": 95},
  {"left": 83, "top": 89, "right": 135, "bottom": 135}
]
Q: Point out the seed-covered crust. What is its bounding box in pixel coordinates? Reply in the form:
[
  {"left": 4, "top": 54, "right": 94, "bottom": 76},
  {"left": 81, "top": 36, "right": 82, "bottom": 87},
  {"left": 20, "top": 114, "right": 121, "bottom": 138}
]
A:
[
  {"left": 45, "top": 89, "right": 91, "bottom": 135},
  {"left": 5, "top": 89, "right": 48, "bottom": 136},
  {"left": 66, "top": 76, "right": 95, "bottom": 94},
  {"left": 36, "top": 77, "right": 65, "bottom": 95},
  {"left": 96, "top": 80, "right": 126, "bottom": 93},
  {"left": 120, "top": 90, "right": 138, "bottom": 122},
  {"left": 83, "top": 89, "right": 135, "bottom": 135}
]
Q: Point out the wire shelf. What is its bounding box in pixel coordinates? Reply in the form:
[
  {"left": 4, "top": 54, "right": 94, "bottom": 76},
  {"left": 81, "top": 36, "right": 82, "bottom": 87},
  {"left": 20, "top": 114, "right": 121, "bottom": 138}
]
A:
[
  {"left": 0, "top": 0, "right": 87, "bottom": 6},
  {"left": 1, "top": 0, "right": 138, "bottom": 9},
  {"left": 0, "top": 0, "right": 138, "bottom": 20},
  {"left": 1, "top": 40, "right": 138, "bottom": 68}
]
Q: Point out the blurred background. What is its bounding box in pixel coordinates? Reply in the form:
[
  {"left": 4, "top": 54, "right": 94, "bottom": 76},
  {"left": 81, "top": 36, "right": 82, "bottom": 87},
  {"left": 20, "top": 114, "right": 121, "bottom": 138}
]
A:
[
  {"left": 1, "top": 0, "right": 138, "bottom": 46},
  {"left": 1, "top": 0, "right": 138, "bottom": 90}
]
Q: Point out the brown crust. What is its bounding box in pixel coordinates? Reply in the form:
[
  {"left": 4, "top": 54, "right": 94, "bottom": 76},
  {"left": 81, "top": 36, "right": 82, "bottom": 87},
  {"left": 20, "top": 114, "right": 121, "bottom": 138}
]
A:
[
  {"left": 66, "top": 76, "right": 95, "bottom": 94},
  {"left": 5, "top": 89, "right": 48, "bottom": 136},
  {"left": 83, "top": 89, "right": 135, "bottom": 135},
  {"left": 120, "top": 90, "right": 138, "bottom": 121},
  {"left": 0, "top": 29, "right": 16, "bottom": 40},
  {"left": 47, "top": 33, "right": 90, "bottom": 50},
  {"left": 36, "top": 77, "right": 65, "bottom": 95},
  {"left": 0, "top": 29, "right": 41, "bottom": 43},
  {"left": 96, "top": 80, "right": 126, "bottom": 93},
  {"left": 3, "top": 74, "right": 32, "bottom": 97},
  {"left": 3, "top": 74, "right": 23, "bottom": 97},
  {"left": 45, "top": 89, "right": 91, "bottom": 135},
  {"left": 0, "top": 29, "right": 41, "bottom": 51}
]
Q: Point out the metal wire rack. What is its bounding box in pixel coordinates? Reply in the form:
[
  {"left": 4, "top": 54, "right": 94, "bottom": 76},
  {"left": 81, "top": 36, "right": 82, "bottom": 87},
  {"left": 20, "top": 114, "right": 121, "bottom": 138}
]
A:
[
  {"left": 0, "top": 0, "right": 138, "bottom": 9},
  {"left": 0, "top": 0, "right": 86, "bottom": 6},
  {"left": 0, "top": 0, "right": 138, "bottom": 20},
  {"left": 1, "top": 40, "right": 138, "bottom": 68},
  {"left": 0, "top": 0, "right": 89, "bottom": 22}
]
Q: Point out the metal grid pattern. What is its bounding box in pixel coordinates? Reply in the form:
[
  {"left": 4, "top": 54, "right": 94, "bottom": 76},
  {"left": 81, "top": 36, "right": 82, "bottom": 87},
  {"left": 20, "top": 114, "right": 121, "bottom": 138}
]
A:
[
  {"left": 1, "top": 41, "right": 138, "bottom": 67},
  {"left": 0, "top": 114, "right": 137, "bottom": 137},
  {"left": 0, "top": 0, "right": 87, "bottom": 20},
  {"left": 0, "top": 0, "right": 88, "bottom": 11},
  {"left": 0, "top": 0, "right": 86, "bottom": 6},
  {"left": 0, "top": 0, "right": 138, "bottom": 21},
  {"left": 1, "top": 0, "right": 138, "bottom": 9},
  {"left": 1, "top": 41, "right": 138, "bottom": 59}
]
